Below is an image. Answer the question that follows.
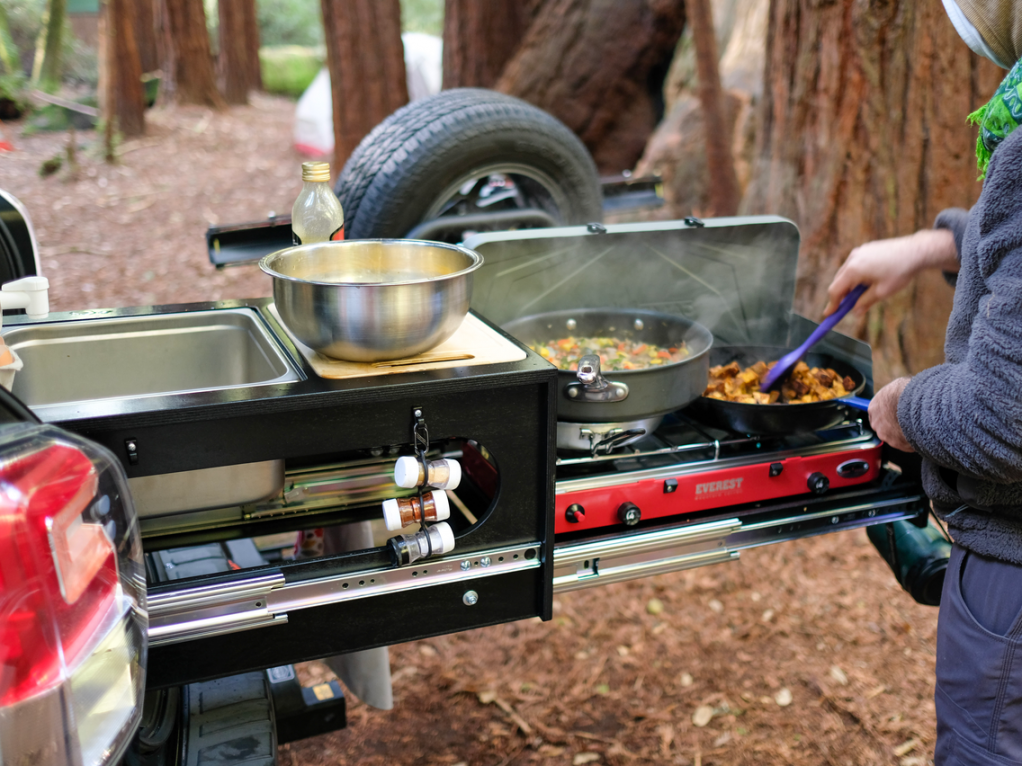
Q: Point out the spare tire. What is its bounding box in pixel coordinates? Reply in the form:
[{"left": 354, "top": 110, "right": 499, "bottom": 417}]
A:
[{"left": 335, "top": 88, "right": 602, "bottom": 242}]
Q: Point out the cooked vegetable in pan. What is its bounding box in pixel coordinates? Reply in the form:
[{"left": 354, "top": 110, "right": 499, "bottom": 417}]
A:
[
  {"left": 528, "top": 336, "right": 690, "bottom": 371},
  {"left": 704, "top": 359, "right": 856, "bottom": 404}
]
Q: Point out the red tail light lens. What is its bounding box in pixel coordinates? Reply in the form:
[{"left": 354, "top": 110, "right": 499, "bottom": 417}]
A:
[
  {"left": 0, "top": 424, "right": 146, "bottom": 766},
  {"left": 0, "top": 441, "right": 119, "bottom": 706}
]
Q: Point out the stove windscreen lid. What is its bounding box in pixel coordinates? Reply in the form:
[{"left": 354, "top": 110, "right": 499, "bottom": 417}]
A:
[{"left": 464, "top": 216, "right": 801, "bottom": 346}]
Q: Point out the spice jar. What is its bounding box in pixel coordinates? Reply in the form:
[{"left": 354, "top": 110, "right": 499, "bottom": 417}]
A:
[
  {"left": 388, "top": 522, "right": 455, "bottom": 565},
  {"left": 382, "top": 489, "right": 451, "bottom": 531},
  {"left": 393, "top": 456, "right": 462, "bottom": 490}
]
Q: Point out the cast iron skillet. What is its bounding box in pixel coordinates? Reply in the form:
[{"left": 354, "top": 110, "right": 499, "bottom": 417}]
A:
[
  {"left": 503, "top": 308, "right": 714, "bottom": 423},
  {"left": 685, "top": 344, "right": 867, "bottom": 435}
]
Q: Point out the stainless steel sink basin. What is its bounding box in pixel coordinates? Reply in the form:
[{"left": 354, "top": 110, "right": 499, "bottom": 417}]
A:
[{"left": 3, "top": 308, "right": 301, "bottom": 418}]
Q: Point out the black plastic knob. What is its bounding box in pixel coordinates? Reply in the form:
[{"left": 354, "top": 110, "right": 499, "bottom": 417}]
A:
[
  {"left": 565, "top": 504, "right": 585, "bottom": 524},
  {"left": 807, "top": 472, "right": 830, "bottom": 495},
  {"left": 618, "top": 502, "right": 641, "bottom": 526}
]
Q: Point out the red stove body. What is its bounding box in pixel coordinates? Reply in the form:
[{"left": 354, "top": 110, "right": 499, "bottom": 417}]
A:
[{"left": 553, "top": 418, "right": 881, "bottom": 534}]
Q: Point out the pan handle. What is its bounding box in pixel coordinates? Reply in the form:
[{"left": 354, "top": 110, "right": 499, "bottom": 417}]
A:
[
  {"left": 566, "top": 354, "right": 630, "bottom": 403},
  {"left": 839, "top": 396, "right": 871, "bottom": 412}
]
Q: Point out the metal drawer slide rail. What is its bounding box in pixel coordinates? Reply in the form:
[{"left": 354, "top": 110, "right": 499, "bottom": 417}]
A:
[
  {"left": 148, "top": 493, "right": 924, "bottom": 645},
  {"left": 552, "top": 493, "right": 924, "bottom": 593},
  {"left": 148, "top": 543, "right": 541, "bottom": 647},
  {"left": 553, "top": 519, "right": 740, "bottom": 592}
]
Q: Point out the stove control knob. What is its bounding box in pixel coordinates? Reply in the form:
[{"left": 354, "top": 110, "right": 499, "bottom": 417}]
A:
[
  {"left": 565, "top": 504, "right": 585, "bottom": 524},
  {"left": 807, "top": 472, "right": 830, "bottom": 495},
  {"left": 618, "top": 502, "right": 641, "bottom": 526}
]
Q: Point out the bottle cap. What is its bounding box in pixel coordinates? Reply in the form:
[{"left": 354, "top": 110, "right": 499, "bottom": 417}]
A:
[
  {"left": 431, "top": 522, "right": 455, "bottom": 554},
  {"left": 301, "top": 161, "right": 331, "bottom": 182},
  {"left": 382, "top": 498, "right": 404, "bottom": 531},
  {"left": 445, "top": 459, "right": 462, "bottom": 490},
  {"left": 393, "top": 456, "right": 419, "bottom": 488},
  {"left": 430, "top": 490, "right": 451, "bottom": 521}
]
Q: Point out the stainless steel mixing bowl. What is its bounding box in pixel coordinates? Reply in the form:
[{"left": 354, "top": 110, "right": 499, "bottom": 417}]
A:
[{"left": 260, "top": 239, "right": 483, "bottom": 362}]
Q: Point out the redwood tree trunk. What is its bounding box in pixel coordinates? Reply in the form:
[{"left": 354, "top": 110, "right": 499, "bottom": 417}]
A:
[
  {"left": 217, "top": 0, "right": 249, "bottom": 104},
  {"left": 133, "top": 0, "right": 159, "bottom": 74},
  {"left": 161, "top": 0, "right": 225, "bottom": 107},
  {"left": 688, "top": 0, "right": 740, "bottom": 216},
  {"left": 744, "top": 0, "right": 1002, "bottom": 387},
  {"left": 242, "top": 0, "right": 262, "bottom": 91},
  {"left": 496, "top": 0, "right": 686, "bottom": 175},
  {"left": 99, "top": 0, "right": 145, "bottom": 138},
  {"left": 442, "top": 0, "right": 532, "bottom": 89},
  {"left": 321, "top": 0, "right": 408, "bottom": 171},
  {"left": 32, "top": 0, "right": 67, "bottom": 92}
]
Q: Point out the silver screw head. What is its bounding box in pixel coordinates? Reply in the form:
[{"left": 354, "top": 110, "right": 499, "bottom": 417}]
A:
[
  {"left": 480, "top": 556, "right": 491, "bottom": 567},
  {"left": 460, "top": 560, "right": 472, "bottom": 571},
  {"left": 463, "top": 590, "right": 479, "bottom": 606},
  {"left": 566, "top": 319, "right": 577, "bottom": 331},
  {"left": 633, "top": 318, "right": 644, "bottom": 331}
]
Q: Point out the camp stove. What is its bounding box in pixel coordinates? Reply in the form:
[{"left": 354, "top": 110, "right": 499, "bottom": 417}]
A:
[{"left": 553, "top": 413, "right": 881, "bottom": 535}]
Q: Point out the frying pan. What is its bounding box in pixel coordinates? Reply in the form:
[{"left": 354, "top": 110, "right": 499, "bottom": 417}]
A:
[
  {"left": 685, "top": 345, "right": 868, "bottom": 435},
  {"left": 503, "top": 308, "right": 713, "bottom": 423}
]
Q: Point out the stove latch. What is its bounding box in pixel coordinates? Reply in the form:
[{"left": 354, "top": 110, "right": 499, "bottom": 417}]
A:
[
  {"left": 836, "top": 459, "right": 870, "bottom": 479},
  {"left": 565, "top": 355, "right": 629, "bottom": 403}
]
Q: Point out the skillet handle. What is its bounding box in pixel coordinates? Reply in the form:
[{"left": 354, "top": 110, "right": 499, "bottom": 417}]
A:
[{"left": 839, "top": 396, "right": 871, "bottom": 412}]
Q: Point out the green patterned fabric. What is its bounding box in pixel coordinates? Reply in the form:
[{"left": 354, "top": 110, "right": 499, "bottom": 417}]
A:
[{"left": 970, "top": 58, "right": 1022, "bottom": 178}]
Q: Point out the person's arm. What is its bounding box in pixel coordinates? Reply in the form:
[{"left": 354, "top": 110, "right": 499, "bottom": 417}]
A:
[
  {"left": 896, "top": 136, "right": 1022, "bottom": 482},
  {"left": 823, "top": 228, "right": 960, "bottom": 317}
]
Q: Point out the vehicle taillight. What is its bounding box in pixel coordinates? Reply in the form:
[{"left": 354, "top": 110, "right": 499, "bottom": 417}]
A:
[{"left": 0, "top": 424, "right": 146, "bottom": 766}]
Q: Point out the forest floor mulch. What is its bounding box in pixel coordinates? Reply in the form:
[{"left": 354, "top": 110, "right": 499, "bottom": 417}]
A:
[{"left": 2, "top": 95, "right": 939, "bottom": 766}]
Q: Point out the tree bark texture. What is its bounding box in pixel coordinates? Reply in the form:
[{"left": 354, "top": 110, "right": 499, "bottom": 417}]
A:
[
  {"left": 32, "top": 0, "right": 67, "bottom": 93},
  {"left": 321, "top": 0, "right": 408, "bottom": 171},
  {"left": 160, "top": 0, "right": 225, "bottom": 107},
  {"left": 217, "top": 0, "right": 249, "bottom": 104},
  {"left": 441, "top": 0, "right": 532, "bottom": 90},
  {"left": 242, "top": 0, "right": 262, "bottom": 91},
  {"left": 743, "top": 0, "right": 1003, "bottom": 386},
  {"left": 0, "top": 5, "right": 19, "bottom": 75},
  {"left": 687, "top": 0, "right": 740, "bottom": 216},
  {"left": 497, "top": 0, "right": 686, "bottom": 175},
  {"left": 99, "top": 0, "right": 146, "bottom": 138},
  {"left": 132, "top": 0, "right": 160, "bottom": 74}
]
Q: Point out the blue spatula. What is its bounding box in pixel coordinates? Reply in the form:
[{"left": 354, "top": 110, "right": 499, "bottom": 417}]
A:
[{"left": 760, "top": 283, "right": 868, "bottom": 393}]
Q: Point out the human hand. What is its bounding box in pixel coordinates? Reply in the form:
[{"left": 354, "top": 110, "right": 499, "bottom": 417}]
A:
[
  {"left": 824, "top": 229, "right": 958, "bottom": 318},
  {"left": 868, "top": 377, "right": 914, "bottom": 452}
]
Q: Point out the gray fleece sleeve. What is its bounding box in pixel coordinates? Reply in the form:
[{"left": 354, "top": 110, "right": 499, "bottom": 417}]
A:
[
  {"left": 935, "top": 207, "right": 967, "bottom": 287},
  {"left": 898, "top": 137, "right": 1022, "bottom": 484}
]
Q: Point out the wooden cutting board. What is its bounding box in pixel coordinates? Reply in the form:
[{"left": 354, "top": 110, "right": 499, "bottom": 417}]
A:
[{"left": 267, "top": 306, "right": 527, "bottom": 380}]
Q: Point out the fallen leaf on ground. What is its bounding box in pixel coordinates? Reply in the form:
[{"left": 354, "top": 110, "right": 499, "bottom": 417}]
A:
[
  {"left": 829, "top": 666, "right": 848, "bottom": 685},
  {"left": 692, "top": 705, "right": 714, "bottom": 727},
  {"left": 679, "top": 672, "right": 694, "bottom": 687},
  {"left": 775, "top": 688, "right": 793, "bottom": 706},
  {"left": 893, "top": 739, "right": 919, "bottom": 757},
  {"left": 573, "top": 753, "right": 601, "bottom": 765}
]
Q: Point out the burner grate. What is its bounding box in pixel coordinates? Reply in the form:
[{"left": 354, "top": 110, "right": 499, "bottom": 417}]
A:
[{"left": 555, "top": 412, "right": 869, "bottom": 473}]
